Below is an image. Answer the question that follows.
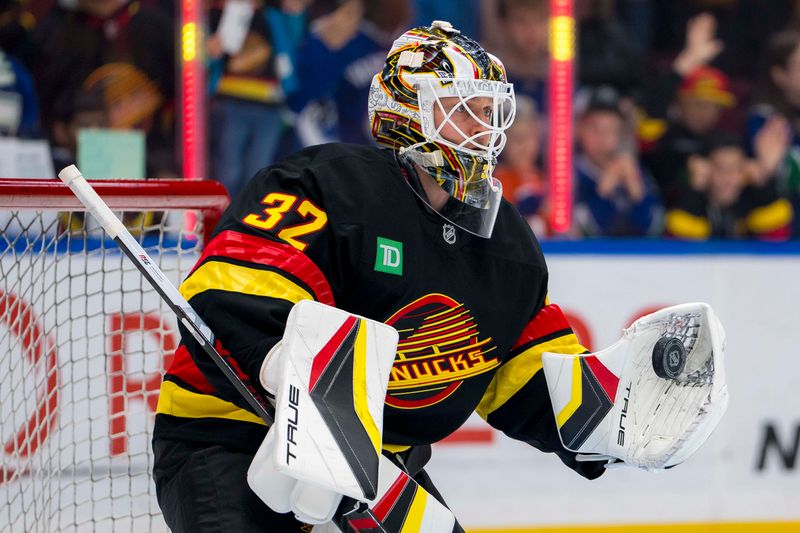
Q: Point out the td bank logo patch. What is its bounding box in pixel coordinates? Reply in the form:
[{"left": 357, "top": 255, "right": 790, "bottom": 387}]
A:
[{"left": 375, "top": 237, "right": 403, "bottom": 275}]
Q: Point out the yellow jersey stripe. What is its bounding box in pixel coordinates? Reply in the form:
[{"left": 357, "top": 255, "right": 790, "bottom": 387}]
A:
[
  {"left": 179, "top": 260, "right": 313, "bottom": 304},
  {"left": 382, "top": 443, "right": 412, "bottom": 453},
  {"left": 216, "top": 76, "right": 282, "bottom": 103},
  {"left": 746, "top": 198, "right": 792, "bottom": 233},
  {"left": 156, "top": 380, "right": 266, "bottom": 426},
  {"left": 476, "top": 333, "right": 583, "bottom": 418},
  {"left": 665, "top": 209, "right": 711, "bottom": 240}
]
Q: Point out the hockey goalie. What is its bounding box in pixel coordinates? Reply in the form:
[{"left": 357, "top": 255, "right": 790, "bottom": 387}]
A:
[{"left": 151, "top": 20, "right": 728, "bottom": 533}]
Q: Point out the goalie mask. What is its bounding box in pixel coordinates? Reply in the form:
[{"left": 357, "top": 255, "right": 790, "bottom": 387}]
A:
[{"left": 367, "top": 20, "right": 516, "bottom": 238}]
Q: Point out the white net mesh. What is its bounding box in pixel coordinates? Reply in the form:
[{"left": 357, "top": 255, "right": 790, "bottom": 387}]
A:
[{"left": 0, "top": 181, "right": 225, "bottom": 532}]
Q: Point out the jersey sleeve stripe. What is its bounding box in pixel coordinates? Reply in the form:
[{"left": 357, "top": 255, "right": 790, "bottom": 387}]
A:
[
  {"left": 196, "top": 230, "right": 335, "bottom": 305},
  {"left": 476, "top": 332, "right": 584, "bottom": 418},
  {"left": 665, "top": 209, "right": 711, "bottom": 239},
  {"left": 510, "top": 327, "right": 574, "bottom": 361},
  {"left": 511, "top": 304, "right": 572, "bottom": 350},
  {"left": 179, "top": 260, "right": 314, "bottom": 305},
  {"left": 165, "top": 345, "right": 216, "bottom": 395},
  {"left": 156, "top": 380, "right": 267, "bottom": 426}
]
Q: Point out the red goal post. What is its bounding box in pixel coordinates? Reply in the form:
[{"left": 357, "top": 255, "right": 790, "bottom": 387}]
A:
[{"left": 0, "top": 178, "right": 228, "bottom": 532}]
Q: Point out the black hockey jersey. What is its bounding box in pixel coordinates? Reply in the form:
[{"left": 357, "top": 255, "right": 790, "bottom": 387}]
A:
[{"left": 153, "top": 143, "right": 602, "bottom": 478}]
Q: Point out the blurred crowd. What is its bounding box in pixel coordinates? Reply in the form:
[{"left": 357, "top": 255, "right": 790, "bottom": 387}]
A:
[
  {"left": 4, "top": 0, "right": 800, "bottom": 240},
  {"left": 487, "top": 0, "right": 800, "bottom": 240}
]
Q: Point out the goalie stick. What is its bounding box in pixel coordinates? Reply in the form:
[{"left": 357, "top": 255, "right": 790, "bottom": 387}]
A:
[{"left": 57, "top": 165, "right": 389, "bottom": 532}]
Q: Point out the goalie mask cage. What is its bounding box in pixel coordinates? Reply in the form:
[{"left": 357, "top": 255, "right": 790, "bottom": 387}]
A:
[{"left": 0, "top": 178, "right": 229, "bottom": 532}]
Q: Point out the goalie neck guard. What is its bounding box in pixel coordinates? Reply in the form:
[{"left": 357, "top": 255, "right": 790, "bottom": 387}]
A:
[{"left": 368, "top": 20, "right": 516, "bottom": 238}]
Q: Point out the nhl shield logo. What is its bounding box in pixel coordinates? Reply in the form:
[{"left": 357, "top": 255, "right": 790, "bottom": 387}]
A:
[{"left": 442, "top": 223, "right": 456, "bottom": 244}]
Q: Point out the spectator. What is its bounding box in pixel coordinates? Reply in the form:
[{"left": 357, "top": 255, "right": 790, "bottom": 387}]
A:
[
  {"left": 641, "top": 13, "right": 724, "bottom": 123},
  {"left": 645, "top": 65, "right": 735, "bottom": 207},
  {"left": 260, "top": 0, "right": 312, "bottom": 162},
  {"left": 574, "top": 86, "right": 662, "bottom": 236},
  {"left": 647, "top": 1, "right": 794, "bottom": 83},
  {"left": 50, "top": 86, "right": 110, "bottom": 173},
  {"left": 486, "top": 0, "right": 549, "bottom": 111},
  {"left": 207, "top": 0, "right": 308, "bottom": 198},
  {"left": 0, "top": 0, "right": 36, "bottom": 69},
  {"left": 52, "top": 87, "right": 109, "bottom": 233},
  {"left": 0, "top": 50, "right": 38, "bottom": 137},
  {"left": 49, "top": 85, "right": 157, "bottom": 232},
  {"left": 30, "top": 0, "right": 176, "bottom": 175},
  {"left": 494, "top": 96, "right": 549, "bottom": 236},
  {"left": 665, "top": 133, "right": 793, "bottom": 240},
  {"left": 747, "top": 30, "right": 800, "bottom": 234},
  {"left": 265, "top": 0, "right": 310, "bottom": 97},
  {"left": 288, "top": 0, "right": 411, "bottom": 147},
  {"left": 0, "top": 0, "right": 38, "bottom": 139},
  {"left": 639, "top": 13, "right": 731, "bottom": 207}
]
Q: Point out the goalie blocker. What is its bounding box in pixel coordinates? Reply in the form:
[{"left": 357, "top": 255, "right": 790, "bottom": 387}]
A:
[
  {"left": 542, "top": 303, "right": 729, "bottom": 472},
  {"left": 248, "top": 300, "right": 459, "bottom": 531}
]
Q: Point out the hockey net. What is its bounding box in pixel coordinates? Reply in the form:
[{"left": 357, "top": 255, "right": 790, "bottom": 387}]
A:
[{"left": 0, "top": 178, "right": 228, "bottom": 532}]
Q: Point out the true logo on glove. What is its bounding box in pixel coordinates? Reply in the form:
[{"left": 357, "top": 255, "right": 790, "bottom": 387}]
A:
[{"left": 617, "top": 383, "right": 631, "bottom": 446}]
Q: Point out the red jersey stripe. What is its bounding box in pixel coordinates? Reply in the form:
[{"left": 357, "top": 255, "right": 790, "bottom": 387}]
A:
[
  {"left": 512, "top": 304, "right": 572, "bottom": 350},
  {"left": 196, "top": 230, "right": 335, "bottom": 306},
  {"left": 167, "top": 345, "right": 216, "bottom": 395}
]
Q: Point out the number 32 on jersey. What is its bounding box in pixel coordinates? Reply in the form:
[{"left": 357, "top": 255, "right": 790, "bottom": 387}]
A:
[{"left": 242, "top": 192, "right": 327, "bottom": 251}]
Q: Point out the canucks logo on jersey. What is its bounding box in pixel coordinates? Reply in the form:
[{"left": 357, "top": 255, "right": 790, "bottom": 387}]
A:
[{"left": 384, "top": 294, "right": 499, "bottom": 409}]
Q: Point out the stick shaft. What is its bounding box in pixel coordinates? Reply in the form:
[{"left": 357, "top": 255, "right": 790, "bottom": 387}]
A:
[{"left": 58, "top": 165, "right": 274, "bottom": 425}]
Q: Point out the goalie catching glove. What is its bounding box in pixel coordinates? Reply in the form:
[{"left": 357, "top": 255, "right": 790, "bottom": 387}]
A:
[
  {"left": 542, "top": 302, "right": 728, "bottom": 472},
  {"left": 248, "top": 300, "right": 398, "bottom": 523}
]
